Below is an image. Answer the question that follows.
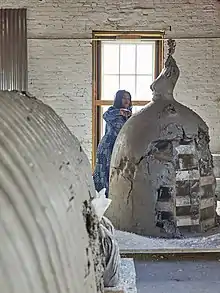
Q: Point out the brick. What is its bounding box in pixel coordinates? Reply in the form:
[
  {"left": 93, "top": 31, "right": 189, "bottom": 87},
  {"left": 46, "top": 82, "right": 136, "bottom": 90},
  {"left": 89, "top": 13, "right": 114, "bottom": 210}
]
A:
[
  {"left": 200, "top": 206, "right": 216, "bottom": 221},
  {"left": 178, "top": 154, "right": 198, "bottom": 170},
  {"left": 156, "top": 201, "right": 173, "bottom": 212},
  {"left": 201, "top": 218, "right": 216, "bottom": 231},
  {"left": 176, "top": 144, "right": 196, "bottom": 154},
  {"left": 157, "top": 186, "right": 173, "bottom": 201},
  {"left": 200, "top": 175, "right": 215, "bottom": 186},
  {"left": 176, "top": 196, "right": 190, "bottom": 206},
  {"left": 176, "top": 180, "right": 190, "bottom": 197},
  {"left": 201, "top": 184, "right": 214, "bottom": 199},
  {"left": 176, "top": 216, "right": 199, "bottom": 227},
  {"left": 200, "top": 197, "right": 215, "bottom": 209},
  {"left": 176, "top": 170, "right": 200, "bottom": 181}
]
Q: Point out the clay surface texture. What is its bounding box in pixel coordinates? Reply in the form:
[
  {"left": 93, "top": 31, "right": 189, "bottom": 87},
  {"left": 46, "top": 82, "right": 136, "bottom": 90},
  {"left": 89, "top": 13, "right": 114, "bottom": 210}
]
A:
[
  {"left": 92, "top": 189, "right": 121, "bottom": 288},
  {"left": 108, "top": 49, "right": 216, "bottom": 238},
  {"left": 100, "top": 216, "right": 120, "bottom": 287},
  {"left": 0, "top": 91, "right": 104, "bottom": 293}
]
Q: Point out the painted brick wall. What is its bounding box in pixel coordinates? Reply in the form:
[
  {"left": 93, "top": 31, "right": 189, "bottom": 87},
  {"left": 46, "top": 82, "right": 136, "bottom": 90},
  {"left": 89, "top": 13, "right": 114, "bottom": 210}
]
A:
[{"left": 1, "top": 0, "right": 220, "bottom": 161}]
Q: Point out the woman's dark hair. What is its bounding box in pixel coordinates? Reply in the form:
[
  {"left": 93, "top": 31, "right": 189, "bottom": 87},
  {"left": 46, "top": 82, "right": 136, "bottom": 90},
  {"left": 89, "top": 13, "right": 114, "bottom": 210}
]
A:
[{"left": 113, "top": 90, "right": 132, "bottom": 109}]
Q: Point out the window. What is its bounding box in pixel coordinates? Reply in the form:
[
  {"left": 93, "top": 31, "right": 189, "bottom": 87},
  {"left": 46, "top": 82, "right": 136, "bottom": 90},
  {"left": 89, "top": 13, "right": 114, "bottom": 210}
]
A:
[{"left": 92, "top": 31, "right": 164, "bottom": 167}]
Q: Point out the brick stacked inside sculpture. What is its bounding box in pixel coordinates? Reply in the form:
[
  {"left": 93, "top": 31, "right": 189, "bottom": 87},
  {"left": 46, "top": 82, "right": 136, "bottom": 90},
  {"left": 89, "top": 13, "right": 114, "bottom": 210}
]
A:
[
  {"left": 107, "top": 40, "right": 217, "bottom": 238},
  {"left": 149, "top": 124, "right": 216, "bottom": 236}
]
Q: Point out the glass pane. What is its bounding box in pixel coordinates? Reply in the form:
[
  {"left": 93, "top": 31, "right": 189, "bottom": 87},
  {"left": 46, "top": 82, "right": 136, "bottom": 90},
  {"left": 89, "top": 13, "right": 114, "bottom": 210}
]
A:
[
  {"left": 120, "top": 44, "right": 136, "bottom": 74},
  {"left": 132, "top": 106, "right": 146, "bottom": 114},
  {"left": 102, "top": 75, "right": 119, "bottom": 100},
  {"left": 103, "top": 44, "right": 119, "bottom": 74},
  {"left": 137, "top": 43, "right": 154, "bottom": 75},
  {"left": 100, "top": 106, "right": 110, "bottom": 138},
  {"left": 136, "top": 75, "right": 153, "bottom": 100},
  {"left": 120, "top": 75, "right": 135, "bottom": 99}
]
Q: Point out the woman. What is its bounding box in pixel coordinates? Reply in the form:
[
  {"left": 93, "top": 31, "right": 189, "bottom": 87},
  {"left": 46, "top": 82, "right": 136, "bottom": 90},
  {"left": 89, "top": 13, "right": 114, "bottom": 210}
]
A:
[{"left": 93, "top": 90, "right": 132, "bottom": 198}]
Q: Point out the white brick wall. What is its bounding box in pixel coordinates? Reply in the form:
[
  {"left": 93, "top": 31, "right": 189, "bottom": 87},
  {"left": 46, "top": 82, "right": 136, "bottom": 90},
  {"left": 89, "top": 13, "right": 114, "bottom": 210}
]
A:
[
  {"left": 28, "top": 39, "right": 93, "bottom": 157},
  {"left": 1, "top": 0, "right": 220, "bottom": 160}
]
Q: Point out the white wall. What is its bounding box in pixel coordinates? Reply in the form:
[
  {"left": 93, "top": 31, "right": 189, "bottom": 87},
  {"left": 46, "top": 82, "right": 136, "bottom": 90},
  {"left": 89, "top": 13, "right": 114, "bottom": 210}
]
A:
[{"left": 1, "top": 0, "right": 220, "bottom": 160}]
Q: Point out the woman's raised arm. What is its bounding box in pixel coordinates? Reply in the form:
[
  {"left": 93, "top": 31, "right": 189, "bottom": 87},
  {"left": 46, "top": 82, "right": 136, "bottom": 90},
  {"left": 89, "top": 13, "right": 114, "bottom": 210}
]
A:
[{"left": 103, "top": 106, "right": 121, "bottom": 123}]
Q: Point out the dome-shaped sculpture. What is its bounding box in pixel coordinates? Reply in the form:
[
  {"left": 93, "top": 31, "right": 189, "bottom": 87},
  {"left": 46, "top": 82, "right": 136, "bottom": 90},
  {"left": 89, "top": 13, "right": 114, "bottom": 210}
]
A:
[
  {"left": 108, "top": 40, "right": 217, "bottom": 238},
  {"left": 0, "top": 91, "right": 104, "bottom": 293}
]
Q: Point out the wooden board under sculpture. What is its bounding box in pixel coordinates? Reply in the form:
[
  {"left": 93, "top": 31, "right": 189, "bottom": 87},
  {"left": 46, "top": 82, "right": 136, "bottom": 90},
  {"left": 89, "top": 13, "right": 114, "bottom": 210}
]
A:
[
  {"left": 107, "top": 40, "right": 217, "bottom": 238},
  {"left": 0, "top": 91, "right": 120, "bottom": 293}
]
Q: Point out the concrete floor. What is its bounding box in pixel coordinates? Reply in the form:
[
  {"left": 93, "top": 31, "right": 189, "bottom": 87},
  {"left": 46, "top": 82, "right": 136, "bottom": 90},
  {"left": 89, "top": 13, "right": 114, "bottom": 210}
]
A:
[
  {"left": 116, "top": 229, "right": 220, "bottom": 252},
  {"left": 135, "top": 259, "right": 220, "bottom": 293}
]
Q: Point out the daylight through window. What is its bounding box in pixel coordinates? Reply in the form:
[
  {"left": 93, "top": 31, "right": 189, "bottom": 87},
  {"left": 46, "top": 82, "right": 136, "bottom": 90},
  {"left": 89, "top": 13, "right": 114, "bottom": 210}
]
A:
[{"left": 92, "top": 32, "right": 164, "bottom": 167}]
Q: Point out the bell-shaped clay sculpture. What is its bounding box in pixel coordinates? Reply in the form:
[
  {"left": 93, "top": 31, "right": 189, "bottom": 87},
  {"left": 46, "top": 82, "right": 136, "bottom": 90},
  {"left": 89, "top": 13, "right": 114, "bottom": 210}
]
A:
[
  {"left": 107, "top": 40, "right": 217, "bottom": 238},
  {"left": 0, "top": 91, "right": 104, "bottom": 293}
]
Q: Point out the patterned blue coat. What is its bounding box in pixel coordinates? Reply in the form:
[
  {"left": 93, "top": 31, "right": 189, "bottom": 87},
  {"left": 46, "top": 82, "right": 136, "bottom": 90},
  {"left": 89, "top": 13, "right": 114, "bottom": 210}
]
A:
[{"left": 93, "top": 106, "right": 130, "bottom": 197}]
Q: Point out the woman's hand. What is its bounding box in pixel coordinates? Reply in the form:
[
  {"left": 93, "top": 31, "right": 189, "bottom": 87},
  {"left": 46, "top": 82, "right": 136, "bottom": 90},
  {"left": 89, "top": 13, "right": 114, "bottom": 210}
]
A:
[{"left": 120, "top": 108, "right": 132, "bottom": 118}]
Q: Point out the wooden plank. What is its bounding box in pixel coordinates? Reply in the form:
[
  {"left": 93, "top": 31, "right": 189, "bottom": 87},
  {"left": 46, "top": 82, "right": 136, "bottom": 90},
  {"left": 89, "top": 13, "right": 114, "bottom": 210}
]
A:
[{"left": 120, "top": 252, "right": 220, "bottom": 260}]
